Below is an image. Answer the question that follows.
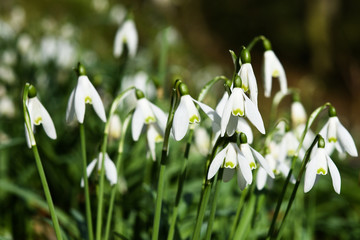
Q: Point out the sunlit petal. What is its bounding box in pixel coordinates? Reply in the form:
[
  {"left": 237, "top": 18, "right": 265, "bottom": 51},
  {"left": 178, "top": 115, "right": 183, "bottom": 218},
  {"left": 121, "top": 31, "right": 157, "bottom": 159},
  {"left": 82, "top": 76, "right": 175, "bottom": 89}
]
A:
[
  {"left": 172, "top": 96, "right": 189, "bottom": 141},
  {"left": 336, "top": 118, "right": 358, "bottom": 157},
  {"left": 243, "top": 92, "right": 265, "bottom": 134},
  {"left": 104, "top": 155, "right": 118, "bottom": 186},
  {"left": 131, "top": 103, "right": 145, "bottom": 141},
  {"left": 327, "top": 156, "right": 341, "bottom": 194},
  {"left": 207, "top": 146, "right": 228, "bottom": 180},
  {"left": 250, "top": 146, "right": 274, "bottom": 178}
]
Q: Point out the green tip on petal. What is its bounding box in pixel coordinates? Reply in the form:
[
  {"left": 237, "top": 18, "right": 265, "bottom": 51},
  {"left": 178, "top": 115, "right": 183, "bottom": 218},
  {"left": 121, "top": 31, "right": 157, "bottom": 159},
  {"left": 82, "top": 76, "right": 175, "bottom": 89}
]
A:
[
  {"left": 328, "top": 106, "right": 337, "bottom": 117},
  {"left": 239, "top": 132, "right": 248, "bottom": 144},
  {"left": 225, "top": 161, "right": 235, "bottom": 168},
  {"left": 240, "top": 48, "right": 251, "bottom": 63},
  {"left": 262, "top": 38, "right": 272, "bottom": 51},
  {"left": 317, "top": 168, "right": 326, "bottom": 175},
  {"left": 234, "top": 75, "right": 242, "bottom": 88},
  {"left": 178, "top": 82, "right": 189, "bottom": 96},
  {"left": 318, "top": 136, "right": 325, "bottom": 148},
  {"left": 135, "top": 89, "right": 145, "bottom": 99},
  {"left": 28, "top": 85, "right": 37, "bottom": 98}
]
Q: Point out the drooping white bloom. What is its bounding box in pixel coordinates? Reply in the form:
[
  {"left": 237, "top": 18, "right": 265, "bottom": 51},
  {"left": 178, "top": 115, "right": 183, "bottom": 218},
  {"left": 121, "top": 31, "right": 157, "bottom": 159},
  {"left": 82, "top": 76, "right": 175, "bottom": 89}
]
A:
[
  {"left": 319, "top": 116, "right": 358, "bottom": 157},
  {"left": 108, "top": 114, "right": 122, "bottom": 140},
  {"left": 172, "top": 94, "right": 218, "bottom": 141},
  {"left": 239, "top": 63, "right": 258, "bottom": 106},
  {"left": 291, "top": 101, "right": 307, "bottom": 127},
  {"left": 25, "top": 96, "right": 57, "bottom": 148},
  {"left": 263, "top": 50, "right": 287, "bottom": 97},
  {"left": 304, "top": 145, "right": 341, "bottom": 194},
  {"left": 213, "top": 92, "right": 253, "bottom": 144},
  {"left": 81, "top": 153, "right": 117, "bottom": 187},
  {"left": 132, "top": 97, "right": 167, "bottom": 160},
  {"left": 66, "top": 75, "right": 106, "bottom": 124},
  {"left": 194, "top": 127, "right": 211, "bottom": 156},
  {"left": 114, "top": 19, "right": 138, "bottom": 58},
  {"left": 207, "top": 142, "right": 253, "bottom": 190},
  {"left": 278, "top": 131, "right": 305, "bottom": 162},
  {"left": 220, "top": 87, "right": 265, "bottom": 137}
]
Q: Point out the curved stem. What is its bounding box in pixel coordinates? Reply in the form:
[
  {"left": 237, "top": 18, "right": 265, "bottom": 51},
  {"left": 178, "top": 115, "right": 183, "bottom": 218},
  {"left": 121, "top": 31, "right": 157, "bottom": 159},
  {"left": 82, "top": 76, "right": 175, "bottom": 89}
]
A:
[
  {"left": 246, "top": 35, "right": 265, "bottom": 51},
  {"left": 80, "top": 124, "right": 94, "bottom": 240}
]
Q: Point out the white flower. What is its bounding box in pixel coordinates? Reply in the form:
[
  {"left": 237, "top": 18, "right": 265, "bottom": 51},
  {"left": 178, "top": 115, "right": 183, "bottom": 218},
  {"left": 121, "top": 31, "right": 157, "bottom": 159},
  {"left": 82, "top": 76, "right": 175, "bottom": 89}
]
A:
[
  {"left": 172, "top": 94, "right": 218, "bottom": 141},
  {"left": 291, "top": 101, "right": 307, "bottom": 127},
  {"left": 263, "top": 50, "right": 287, "bottom": 97},
  {"left": 207, "top": 142, "right": 252, "bottom": 190},
  {"left": 25, "top": 96, "right": 57, "bottom": 148},
  {"left": 278, "top": 131, "right": 305, "bottom": 162},
  {"left": 66, "top": 75, "right": 107, "bottom": 124},
  {"left": 113, "top": 19, "right": 138, "bottom": 58},
  {"left": 304, "top": 146, "right": 341, "bottom": 194},
  {"left": 132, "top": 97, "right": 167, "bottom": 160},
  {"left": 239, "top": 63, "right": 258, "bottom": 107},
  {"left": 319, "top": 116, "right": 358, "bottom": 157},
  {"left": 0, "top": 95, "right": 15, "bottom": 118},
  {"left": 220, "top": 87, "right": 265, "bottom": 137},
  {"left": 81, "top": 153, "right": 117, "bottom": 187},
  {"left": 108, "top": 114, "right": 122, "bottom": 140},
  {"left": 194, "top": 127, "right": 210, "bottom": 156}
]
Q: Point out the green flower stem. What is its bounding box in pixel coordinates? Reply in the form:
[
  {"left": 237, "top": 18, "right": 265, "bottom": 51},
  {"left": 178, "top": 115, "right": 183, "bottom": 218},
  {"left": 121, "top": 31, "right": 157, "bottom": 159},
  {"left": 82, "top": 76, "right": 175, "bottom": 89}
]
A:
[
  {"left": 205, "top": 169, "right": 223, "bottom": 240},
  {"left": 97, "top": 87, "right": 135, "bottom": 240},
  {"left": 22, "top": 83, "right": 63, "bottom": 240},
  {"left": 228, "top": 187, "right": 249, "bottom": 240},
  {"left": 80, "top": 123, "right": 94, "bottom": 240},
  {"left": 192, "top": 179, "right": 212, "bottom": 240},
  {"left": 273, "top": 135, "right": 320, "bottom": 239},
  {"left": 152, "top": 81, "right": 180, "bottom": 240},
  {"left": 266, "top": 103, "right": 331, "bottom": 239},
  {"left": 167, "top": 129, "right": 193, "bottom": 240},
  {"left": 32, "top": 146, "right": 63, "bottom": 240},
  {"left": 104, "top": 114, "right": 131, "bottom": 240},
  {"left": 246, "top": 35, "right": 265, "bottom": 52}
]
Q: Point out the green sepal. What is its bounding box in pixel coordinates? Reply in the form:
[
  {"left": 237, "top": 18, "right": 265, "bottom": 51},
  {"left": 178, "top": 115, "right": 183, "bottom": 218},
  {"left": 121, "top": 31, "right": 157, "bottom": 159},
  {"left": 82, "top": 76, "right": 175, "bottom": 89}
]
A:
[
  {"left": 239, "top": 132, "right": 248, "bottom": 144},
  {"left": 135, "top": 89, "right": 145, "bottom": 99},
  {"left": 240, "top": 48, "right": 251, "bottom": 64},
  {"left": 234, "top": 75, "right": 242, "bottom": 88},
  {"left": 28, "top": 85, "right": 37, "bottom": 98},
  {"left": 179, "top": 83, "right": 189, "bottom": 96},
  {"left": 328, "top": 106, "right": 337, "bottom": 117}
]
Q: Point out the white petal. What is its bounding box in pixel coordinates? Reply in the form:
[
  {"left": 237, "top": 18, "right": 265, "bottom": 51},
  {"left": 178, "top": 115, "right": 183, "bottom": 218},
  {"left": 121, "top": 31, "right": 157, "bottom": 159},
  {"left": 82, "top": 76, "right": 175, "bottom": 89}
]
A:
[
  {"left": 243, "top": 93, "right": 265, "bottom": 134},
  {"left": 250, "top": 146, "right": 275, "bottom": 178},
  {"left": 40, "top": 103, "right": 57, "bottom": 140},
  {"left": 124, "top": 21, "right": 138, "bottom": 58},
  {"left": 74, "top": 77, "right": 86, "bottom": 123},
  {"left": 236, "top": 167, "right": 248, "bottom": 190},
  {"left": 113, "top": 25, "right": 125, "bottom": 57},
  {"left": 256, "top": 167, "right": 268, "bottom": 190},
  {"left": 81, "top": 159, "right": 97, "bottom": 187},
  {"left": 105, "top": 155, "right": 118, "bottom": 186},
  {"left": 237, "top": 151, "right": 253, "bottom": 184},
  {"left": 263, "top": 51, "right": 273, "bottom": 97},
  {"left": 236, "top": 118, "right": 253, "bottom": 144},
  {"left": 24, "top": 123, "right": 33, "bottom": 148},
  {"left": 207, "top": 146, "right": 228, "bottom": 180},
  {"left": 193, "top": 99, "right": 221, "bottom": 123},
  {"left": 327, "top": 156, "right": 341, "bottom": 194},
  {"left": 131, "top": 103, "right": 145, "bottom": 141},
  {"left": 216, "top": 92, "right": 228, "bottom": 115},
  {"left": 183, "top": 95, "right": 200, "bottom": 123},
  {"left": 172, "top": 96, "right": 189, "bottom": 141},
  {"left": 222, "top": 168, "right": 235, "bottom": 182},
  {"left": 291, "top": 102, "right": 307, "bottom": 127},
  {"left": 84, "top": 76, "right": 106, "bottom": 122},
  {"left": 147, "top": 124, "right": 162, "bottom": 161},
  {"left": 304, "top": 155, "right": 319, "bottom": 193},
  {"left": 242, "top": 63, "right": 258, "bottom": 107},
  {"left": 226, "top": 115, "right": 238, "bottom": 136},
  {"left": 66, "top": 89, "right": 76, "bottom": 123},
  {"left": 336, "top": 118, "right": 358, "bottom": 157},
  {"left": 149, "top": 102, "right": 167, "bottom": 133},
  {"left": 220, "top": 91, "right": 235, "bottom": 136}
]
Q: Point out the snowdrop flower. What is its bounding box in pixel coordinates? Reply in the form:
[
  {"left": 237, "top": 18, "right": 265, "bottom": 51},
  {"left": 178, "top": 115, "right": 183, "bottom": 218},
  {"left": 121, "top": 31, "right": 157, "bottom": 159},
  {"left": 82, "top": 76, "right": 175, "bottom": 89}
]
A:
[
  {"left": 291, "top": 99, "right": 307, "bottom": 128},
  {"left": 108, "top": 114, "right": 122, "bottom": 140},
  {"left": 172, "top": 83, "right": 219, "bottom": 141},
  {"left": 194, "top": 127, "right": 211, "bottom": 156},
  {"left": 278, "top": 129, "right": 305, "bottom": 162},
  {"left": 262, "top": 38, "right": 287, "bottom": 97},
  {"left": 132, "top": 89, "right": 167, "bottom": 160},
  {"left": 304, "top": 136, "right": 341, "bottom": 194},
  {"left": 207, "top": 142, "right": 252, "bottom": 190},
  {"left": 66, "top": 63, "right": 106, "bottom": 124},
  {"left": 81, "top": 152, "right": 117, "bottom": 187},
  {"left": 214, "top": 91, "right": 253, "bottom": 144},
  {"left": 114, "top": 18, "right": 138, "bottom": 58},
  {"left": 25, "top": 85, "right": 56, "bottom": 148},
  {"left": 239, "top": 48, "right": 258, "bottom": 106},
  {"left": 319, "top": 106, "right": 358, "bottom": 157},
  {"left": 220, "top": 76, "right": 265, "bottom": 137}
]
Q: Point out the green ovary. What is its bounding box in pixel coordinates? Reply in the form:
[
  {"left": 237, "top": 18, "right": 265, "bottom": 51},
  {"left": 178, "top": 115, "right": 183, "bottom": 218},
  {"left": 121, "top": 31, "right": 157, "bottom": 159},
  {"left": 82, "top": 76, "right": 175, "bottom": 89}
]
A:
[
  {"left": 232, "top": 109, "right": 244, "bottom": 116},
  {"left": 85, "top": 96, "right": 92, "bottom": 104},
  {"left": 317, "top": 168, "right": 326, "bottom": 175},
  {"left": 189, "top": 115, "right": 200, "bottom": 123},
  {"left": 145, "top": 116, "right": 156, "bottom": 123},
  {"left": 272, "top": 70, "right": 280, "bottom": 78},
  {"left": 34, "top": 117, "right": 42, "bottom": 125}
]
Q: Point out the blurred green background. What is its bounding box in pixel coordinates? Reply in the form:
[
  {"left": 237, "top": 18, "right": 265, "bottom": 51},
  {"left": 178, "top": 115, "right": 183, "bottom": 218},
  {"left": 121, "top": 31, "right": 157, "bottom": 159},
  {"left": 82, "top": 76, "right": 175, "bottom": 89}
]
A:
[{"left": 0, "top": 0, "right": 359, "bottom": 239}]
